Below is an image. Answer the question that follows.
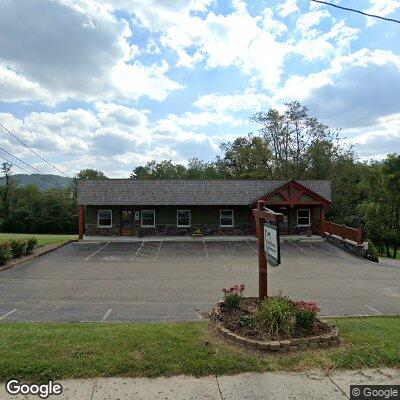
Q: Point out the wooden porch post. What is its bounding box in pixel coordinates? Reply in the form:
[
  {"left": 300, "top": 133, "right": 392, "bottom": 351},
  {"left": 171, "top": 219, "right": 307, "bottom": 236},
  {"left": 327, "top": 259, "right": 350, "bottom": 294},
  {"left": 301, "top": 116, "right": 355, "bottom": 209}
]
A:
[
  {"left": 320, "top": 206, "right": 325, "bottom": 236},
  {"left": 78, "top": 205, "right": 85, "bottom": 240},
  {"left": 257, "top": 201, "right": 268, "bottom": 299}
]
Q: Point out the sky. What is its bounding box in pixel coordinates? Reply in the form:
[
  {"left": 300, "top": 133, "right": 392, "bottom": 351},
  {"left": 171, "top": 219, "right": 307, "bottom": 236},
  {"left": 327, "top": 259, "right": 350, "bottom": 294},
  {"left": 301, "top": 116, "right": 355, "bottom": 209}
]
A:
[{"left": 0, "top": 0, "right": 399, "bottom": 178}]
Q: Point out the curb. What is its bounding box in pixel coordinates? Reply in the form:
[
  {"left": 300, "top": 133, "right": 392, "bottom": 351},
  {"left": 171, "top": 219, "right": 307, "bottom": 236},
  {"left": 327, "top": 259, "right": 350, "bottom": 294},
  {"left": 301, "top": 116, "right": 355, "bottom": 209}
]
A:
[{"left": 0, "top": 240, "right": 76, "bottom": 273}]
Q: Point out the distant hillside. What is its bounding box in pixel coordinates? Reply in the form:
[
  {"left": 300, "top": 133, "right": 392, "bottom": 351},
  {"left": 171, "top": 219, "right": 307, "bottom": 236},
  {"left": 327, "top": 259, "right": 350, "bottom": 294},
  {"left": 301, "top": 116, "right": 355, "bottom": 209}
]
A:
[{"left": 0, "top": 174, "right": 73, "bottom": 191}]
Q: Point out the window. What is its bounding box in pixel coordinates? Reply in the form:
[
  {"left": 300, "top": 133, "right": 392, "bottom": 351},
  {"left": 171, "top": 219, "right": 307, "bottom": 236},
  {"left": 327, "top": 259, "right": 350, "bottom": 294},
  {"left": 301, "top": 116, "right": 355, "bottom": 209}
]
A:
[
  {"left": 220, "top": 210, "right": 234, "bottom": 227},
  {"left": 297, "top": 209, "right": 310, "bottom": 226},
  {"left": 141, "top": 210, "right": 155, "bottom": 227},
  {"left": 98, "top": 210, "right": 112, "bottom": 228},
  {"left": 177, "top": 210, "right": 191, "bottom": 227}
]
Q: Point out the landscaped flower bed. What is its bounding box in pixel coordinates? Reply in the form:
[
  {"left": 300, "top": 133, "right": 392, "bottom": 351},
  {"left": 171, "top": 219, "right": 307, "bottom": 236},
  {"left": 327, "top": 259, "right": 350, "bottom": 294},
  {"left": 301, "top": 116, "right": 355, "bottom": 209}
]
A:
[{"left": 210, "top": 284, "right": 340, "bottom": 352}]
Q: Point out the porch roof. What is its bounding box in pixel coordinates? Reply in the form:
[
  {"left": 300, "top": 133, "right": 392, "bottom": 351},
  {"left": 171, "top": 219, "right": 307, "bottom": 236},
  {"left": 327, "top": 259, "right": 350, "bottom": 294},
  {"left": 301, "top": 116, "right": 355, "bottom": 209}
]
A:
[{"left": 77, "top": 179, "right": 331, "bottom": 206}]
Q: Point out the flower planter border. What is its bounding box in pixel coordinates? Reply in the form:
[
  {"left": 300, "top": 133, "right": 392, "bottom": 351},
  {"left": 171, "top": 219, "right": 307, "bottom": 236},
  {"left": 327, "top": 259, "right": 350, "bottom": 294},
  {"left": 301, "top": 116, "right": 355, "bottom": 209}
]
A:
[{"left": 210, "top": 301, "right": 340, "bottom": 352}]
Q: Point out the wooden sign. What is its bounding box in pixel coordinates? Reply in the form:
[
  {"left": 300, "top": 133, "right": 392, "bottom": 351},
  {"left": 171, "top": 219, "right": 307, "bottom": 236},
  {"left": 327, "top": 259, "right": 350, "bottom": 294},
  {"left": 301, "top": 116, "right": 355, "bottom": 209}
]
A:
[{"left": 264, "top": 223, "right": 280, "bottom": 267}]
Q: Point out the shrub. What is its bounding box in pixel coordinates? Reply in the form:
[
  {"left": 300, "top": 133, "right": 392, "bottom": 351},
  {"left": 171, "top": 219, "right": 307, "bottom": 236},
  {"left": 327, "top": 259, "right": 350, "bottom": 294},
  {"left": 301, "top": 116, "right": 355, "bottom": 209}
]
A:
[
  {"left": 222, "top": 283, "right": 245, "bottom": 310},
  {"left": 0, "top": 242, "right": 12, "bottom": 266},
  {"left": 26, "top": 237, "right": 38, "bottom": 254},
  {"left": 253, "top": 295, "right": 297, "bottom": 337},
  {"left": 10, "top": 239, "right": 28, "bottom": 258},
  {"left": 237, "top": 314, "right": 255, "bottom": 328},
  {"left": 295, "top": 301, "right": 320, "bottom": 332},
  {"left": 367, "top": 239, "right": 379, "bottom": 262}
]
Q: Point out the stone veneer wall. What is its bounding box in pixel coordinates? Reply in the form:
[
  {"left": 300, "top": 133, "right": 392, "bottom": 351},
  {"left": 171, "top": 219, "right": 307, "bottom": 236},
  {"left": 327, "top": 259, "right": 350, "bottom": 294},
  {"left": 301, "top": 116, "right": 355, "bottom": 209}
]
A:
[
  {"left": 85, "top": 224, "right": 120, "bottom": 236},
  {"left": 85, "top": 223, "right": 251, "bottom": 236},
  {"left": 326, "top": 234, "right": 368, "bottom": 259},
  {"left": 139, "top": 224, "right": 251, "bottom": 237}
]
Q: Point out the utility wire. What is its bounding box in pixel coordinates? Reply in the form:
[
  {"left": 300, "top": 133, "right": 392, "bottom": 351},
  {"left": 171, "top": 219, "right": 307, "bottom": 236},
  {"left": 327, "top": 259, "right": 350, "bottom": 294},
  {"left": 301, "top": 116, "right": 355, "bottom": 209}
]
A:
[
  {"left": 310, "top": 0, "right": 400, "bottom": 24},
  {"left": 0, "top": 152, "right": 64, "bottom": 189},
  {"left": 0, "top": 146, "right": 49, "bottom": 176},
  {"left": 0, "top": 122, "right": 69, "bottom": 177}
]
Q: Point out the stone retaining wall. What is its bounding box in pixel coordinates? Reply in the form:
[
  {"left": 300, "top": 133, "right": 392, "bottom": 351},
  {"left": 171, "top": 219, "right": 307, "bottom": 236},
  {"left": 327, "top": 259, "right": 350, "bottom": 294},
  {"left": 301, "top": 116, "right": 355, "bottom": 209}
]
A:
[
  {"left": 326, "top": 234, "right": 368, "bottom": 259},
  {"left": 210, "top": 302, "right": 340, "bottom": 352}
]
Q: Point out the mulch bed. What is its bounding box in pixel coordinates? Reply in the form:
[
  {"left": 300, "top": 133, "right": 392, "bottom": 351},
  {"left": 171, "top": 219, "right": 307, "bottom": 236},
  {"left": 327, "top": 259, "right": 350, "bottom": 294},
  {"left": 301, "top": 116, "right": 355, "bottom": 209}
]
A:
[{"left": 219, "top": 297, "right": 331, "bottom": 341}]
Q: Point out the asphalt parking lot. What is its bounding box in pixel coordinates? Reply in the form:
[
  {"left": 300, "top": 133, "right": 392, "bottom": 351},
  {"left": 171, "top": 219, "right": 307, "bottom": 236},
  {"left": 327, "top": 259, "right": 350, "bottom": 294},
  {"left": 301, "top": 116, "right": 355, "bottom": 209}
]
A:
[{"left": 0, "top": 239, "right": 399, "bottom": 322}]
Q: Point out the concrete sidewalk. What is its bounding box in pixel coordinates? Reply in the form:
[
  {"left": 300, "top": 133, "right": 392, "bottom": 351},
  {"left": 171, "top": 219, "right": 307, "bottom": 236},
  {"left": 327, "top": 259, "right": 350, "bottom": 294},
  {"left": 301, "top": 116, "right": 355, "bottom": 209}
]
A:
[{"left": 1, "top": 368, "right": 399, "bottom": 399}]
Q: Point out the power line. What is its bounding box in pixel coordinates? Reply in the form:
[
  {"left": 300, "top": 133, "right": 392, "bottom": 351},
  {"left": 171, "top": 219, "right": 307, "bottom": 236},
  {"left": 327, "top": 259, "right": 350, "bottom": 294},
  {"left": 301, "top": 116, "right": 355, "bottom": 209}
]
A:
[
  {"left": 310, "top": 0, "right": 400, "bottom": 24},
  {"left": 0, "top": 122, "right": 69, "bottom": 177},
  {"left": 0, "top": 153, "right": 64, "bottom": 189},
  {"left": 0, "top": 146, "right": 48, "bottom": 176}
]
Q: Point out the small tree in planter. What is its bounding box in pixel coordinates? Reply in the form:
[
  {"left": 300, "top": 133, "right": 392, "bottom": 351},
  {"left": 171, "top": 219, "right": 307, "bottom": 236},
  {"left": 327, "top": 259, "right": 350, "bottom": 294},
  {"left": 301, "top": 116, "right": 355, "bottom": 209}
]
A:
[{"left": 222, "top": 283, "right": 245, "bottom": 309}]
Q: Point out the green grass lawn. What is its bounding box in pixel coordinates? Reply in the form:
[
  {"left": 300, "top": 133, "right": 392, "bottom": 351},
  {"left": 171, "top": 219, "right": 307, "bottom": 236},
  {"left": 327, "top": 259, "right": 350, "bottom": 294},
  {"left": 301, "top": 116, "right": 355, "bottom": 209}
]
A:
[
  {"left": 0, "top": 233, "right": 77, "bottom": 246},
  {"left": 0, "top": 317, "right": 398, "bottom": 382}
]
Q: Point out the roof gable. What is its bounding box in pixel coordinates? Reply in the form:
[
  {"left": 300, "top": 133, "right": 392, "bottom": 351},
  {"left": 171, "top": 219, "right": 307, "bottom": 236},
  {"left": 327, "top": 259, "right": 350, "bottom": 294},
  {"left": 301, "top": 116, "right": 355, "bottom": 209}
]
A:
[{"left": 251, "top": 179, "right": 332, "bottom": 206}]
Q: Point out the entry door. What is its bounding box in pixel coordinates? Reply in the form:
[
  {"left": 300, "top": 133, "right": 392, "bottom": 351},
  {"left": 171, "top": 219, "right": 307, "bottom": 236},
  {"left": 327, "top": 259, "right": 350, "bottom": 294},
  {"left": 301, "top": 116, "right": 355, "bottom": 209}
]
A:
[{"left": 121, "top": 210, "right": 133, "bottom": 236}]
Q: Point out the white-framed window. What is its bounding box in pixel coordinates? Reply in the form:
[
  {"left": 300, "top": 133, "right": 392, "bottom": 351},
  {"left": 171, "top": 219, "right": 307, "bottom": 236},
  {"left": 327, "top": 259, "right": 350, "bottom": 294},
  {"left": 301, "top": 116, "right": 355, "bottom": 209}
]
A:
[
  {"left": 297, "top": 209, "right": 311, "bottom": 227},
  {"left": 220, "top": 209, "right": 234, "bottom": 227},
  {"left": 98, "top": 209, "right": 112, "bottom": 228},
  {"left": 177, "top": 210, "right": 191, "bottom": 227},
  {"left": 141, "top": 210, "right": 155, "bottom": 227}
]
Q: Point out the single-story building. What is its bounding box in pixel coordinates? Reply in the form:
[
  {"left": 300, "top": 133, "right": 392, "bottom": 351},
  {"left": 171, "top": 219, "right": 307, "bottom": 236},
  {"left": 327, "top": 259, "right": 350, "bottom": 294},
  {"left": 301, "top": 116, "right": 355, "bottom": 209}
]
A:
[{"left": 77, "top": 179, "right": 331, "bottom": 238}]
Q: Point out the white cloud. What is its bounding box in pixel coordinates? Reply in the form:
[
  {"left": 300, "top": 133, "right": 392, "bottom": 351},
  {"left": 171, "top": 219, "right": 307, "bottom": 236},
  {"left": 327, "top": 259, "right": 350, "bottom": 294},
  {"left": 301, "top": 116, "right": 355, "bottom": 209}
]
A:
[
  {"left": 365, "top": 0, "right": 400, "bottom": 27},
  {"left": 195, "top": 92, "right": 270, "bottom": 112},
  {"left": 275, "top": 49, "right": 400, "bottom": 129},
  {"left": 276, "top": 0, "right": 299, "bottom": 18},
  {"left": 0, "top": 0, "right": 182, "bottom": 104},
  {"left": 343, "top": 113, "right": 400, "bottom": 159}
]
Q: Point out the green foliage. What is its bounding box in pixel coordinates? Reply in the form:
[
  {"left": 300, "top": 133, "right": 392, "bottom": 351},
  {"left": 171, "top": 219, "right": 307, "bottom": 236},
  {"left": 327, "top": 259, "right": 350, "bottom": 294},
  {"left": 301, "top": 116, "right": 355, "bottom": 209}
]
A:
[
  {"left": 295, "top": 310, "right": 316, "bottom": 332},
  {"left": 10, "top": 239, "right": 28, "bottom": 258},
  {"left": 224, "top": 293, "right": 242, "bottom": 310},
  {"left": 367, "top": 239, "right": 379, "bottom": 262},
  {"left": 26, "top": 237, "right": 38, "bottom": 254},
  {"left": 253, "top": 296, "right": 297, "bottom": 337},
  {"left": 237, "top": 315, "right": 256, "bottom": 328},
  {"left": 0, "top": 242, "right": 12, "bottom": 265}
]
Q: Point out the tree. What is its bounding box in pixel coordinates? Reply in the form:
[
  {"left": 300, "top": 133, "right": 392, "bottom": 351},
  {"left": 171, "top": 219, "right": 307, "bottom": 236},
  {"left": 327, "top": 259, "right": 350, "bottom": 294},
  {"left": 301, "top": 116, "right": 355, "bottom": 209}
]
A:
[
  {"left": 357, "top": 155, "right": 400, "bottom": 258},
  {"left": 75, "top": 169, "right": 108, "bottom": 180},
  {"left": 131, "top": 160, "right": 187, "bottom": 179},
  {"left": 0, "top": 162, "right": 15, "bottom": 217},
  {"left": 250, "top": 101, "right": 340, "bottom": 179},
  {"left": 219, "top": 135, "right": 273, "bottom": 179}
]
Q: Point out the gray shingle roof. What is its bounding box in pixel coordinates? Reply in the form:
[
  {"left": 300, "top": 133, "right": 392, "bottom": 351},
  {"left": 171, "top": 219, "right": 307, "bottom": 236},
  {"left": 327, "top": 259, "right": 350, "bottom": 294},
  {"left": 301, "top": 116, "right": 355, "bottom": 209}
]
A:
[{"left": 77, "top": 179, "right": 331, "bottom": 206}]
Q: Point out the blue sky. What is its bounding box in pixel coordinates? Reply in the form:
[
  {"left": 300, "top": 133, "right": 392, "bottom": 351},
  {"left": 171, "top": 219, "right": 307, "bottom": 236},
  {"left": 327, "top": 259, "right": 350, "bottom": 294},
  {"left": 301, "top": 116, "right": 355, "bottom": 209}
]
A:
[{"left": 0, "top": 0, "right": 399, "bottom": 177}]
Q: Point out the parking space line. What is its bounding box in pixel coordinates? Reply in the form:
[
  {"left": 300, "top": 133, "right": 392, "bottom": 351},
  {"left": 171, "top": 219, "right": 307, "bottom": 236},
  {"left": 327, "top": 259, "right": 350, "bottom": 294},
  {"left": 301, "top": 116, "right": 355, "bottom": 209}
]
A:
[
  {"left": 287, "top": 240, "right": 309, "bottom": 257},
  {"left": 246, "top": 240, "right": 257, "bottom": 253},
  {"left": 101, "top": 308, "right": 112, "bottom": 321},
  {"left": 84, "top": 242, "right": 110, "bottom": 261},
  {"left": 365, "top": 305, "right": 382, "bottom": 315},
  {"left": 203, "top": 241, "right": 209, "bottom": 260},
  {"left": 0, "top": 309, "right": 17, "bottom": 320},
  {"left": 155, "top": 241, "right": 163, "bottom": 261},
  {"left": 131, "top": 241, "right": 144, "bottom": 260}
]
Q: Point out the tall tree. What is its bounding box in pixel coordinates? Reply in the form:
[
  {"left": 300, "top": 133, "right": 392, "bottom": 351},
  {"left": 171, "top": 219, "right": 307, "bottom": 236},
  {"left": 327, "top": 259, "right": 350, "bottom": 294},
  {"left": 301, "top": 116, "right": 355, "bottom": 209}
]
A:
[
  {"left": 0, "top": 162, "right": 15, "bottom": 217},
  {"left": 250, "top": 101, "right": 340, "bottom": 179}
]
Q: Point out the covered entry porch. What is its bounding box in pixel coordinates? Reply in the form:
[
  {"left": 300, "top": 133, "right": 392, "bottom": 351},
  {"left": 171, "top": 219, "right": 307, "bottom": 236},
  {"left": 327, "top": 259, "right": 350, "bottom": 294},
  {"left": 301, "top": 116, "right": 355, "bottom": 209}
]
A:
[{"left": 250, "top": 180, "right": 331, "bottom": 236}]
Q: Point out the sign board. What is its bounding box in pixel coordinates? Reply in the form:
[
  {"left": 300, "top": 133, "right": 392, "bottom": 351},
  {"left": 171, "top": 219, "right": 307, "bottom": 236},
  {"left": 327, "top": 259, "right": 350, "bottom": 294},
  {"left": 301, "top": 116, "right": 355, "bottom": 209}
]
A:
[{"left": 264, "top": 223, "right": 280, "bottom": 267}]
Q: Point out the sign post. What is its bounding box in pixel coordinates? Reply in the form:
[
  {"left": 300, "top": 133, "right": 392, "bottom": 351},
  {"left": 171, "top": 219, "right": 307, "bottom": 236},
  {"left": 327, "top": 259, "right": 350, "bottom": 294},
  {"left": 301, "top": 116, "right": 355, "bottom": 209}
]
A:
[{"left": 252, "top": 201, "right": 283, "bottom": 299}]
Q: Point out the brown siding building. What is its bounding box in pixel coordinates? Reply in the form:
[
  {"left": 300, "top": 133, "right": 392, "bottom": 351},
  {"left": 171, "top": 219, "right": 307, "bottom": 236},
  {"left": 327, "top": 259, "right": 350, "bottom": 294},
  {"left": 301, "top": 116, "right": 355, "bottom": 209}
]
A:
[{"left": 77, "top": 179, "right": 332, "bottom": 238}]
